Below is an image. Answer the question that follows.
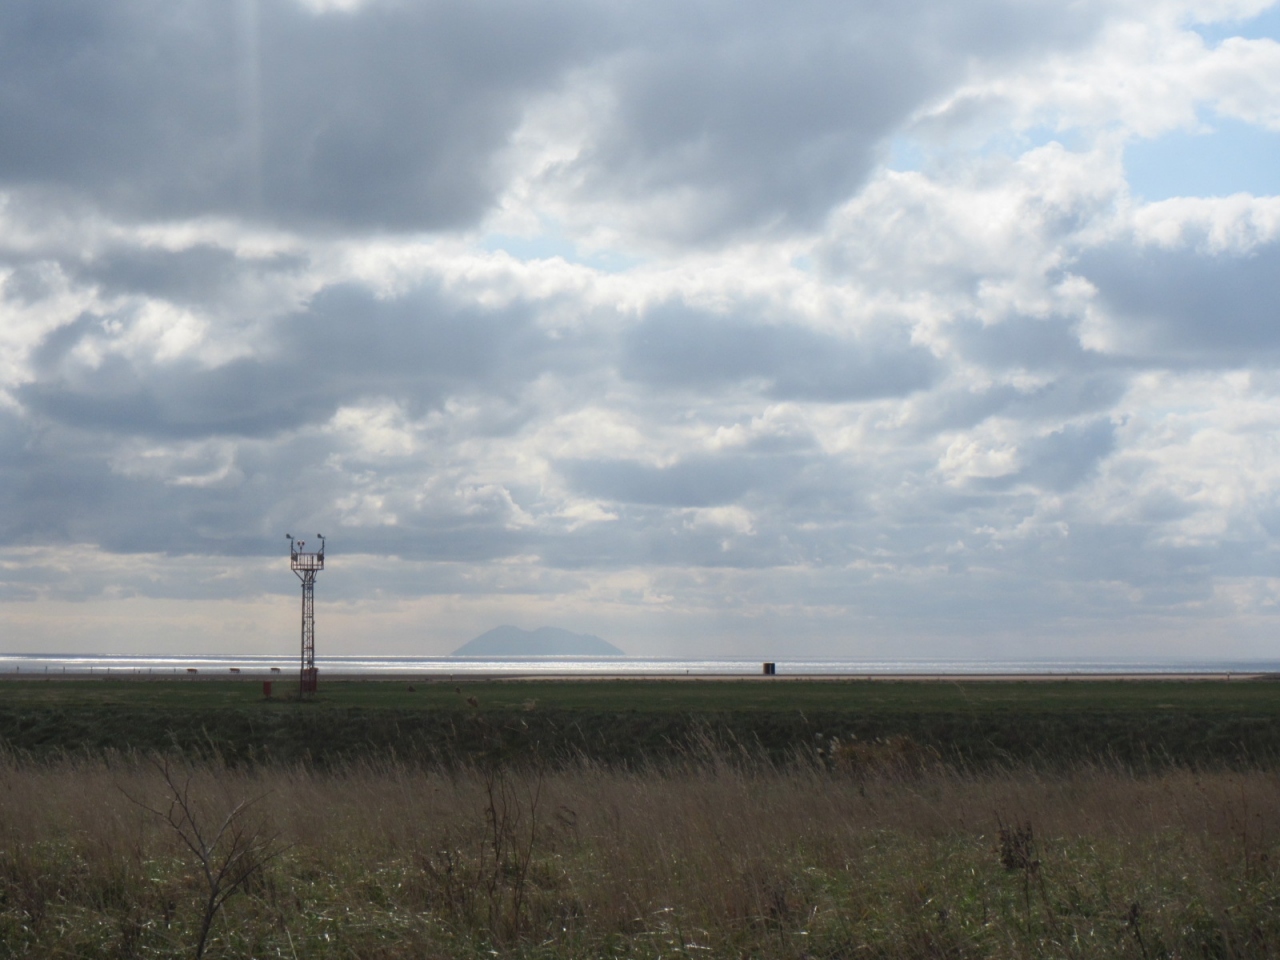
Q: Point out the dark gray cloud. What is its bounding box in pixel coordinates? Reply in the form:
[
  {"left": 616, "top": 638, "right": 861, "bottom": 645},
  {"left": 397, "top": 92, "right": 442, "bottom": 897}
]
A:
[
  {"left": 906, "top": 374, "right": 1128, "bottom": 436},
  {"left": 1077, "top": 241, "right": 1280, "bottom": 361},
  {"left": 0, "top": 0, "right": 1104, "bottom": 240},
  {"left": 952, "top": 314, "right": 1101, "bottom": 371},
  {"left": 622, "top": 303, "right": 938, "bottom": 400},
  {"left": 972, "top": 419, "right": 1116, "bottom": 492},
  {"left": 998, "top": 378, "right": 1128, "bottom": 423},
  {"left": 74, "top": 244, "right": 307, "bottom": 305},
  {"left": 548, "top": 447, "right": 877, "bottom": 570},
  {"left": 0, "top": 409, "right": 113, "bottom": 547},
  {"left": 0, "top": 401, "right": 543, "bottom": 561},
  {"left": 562, "top": 454, "right": 773, "bottom": 508},
  {"left": 19, "top": 282, "right": 552, "bottom": 439},
  {"left": 566, "top": 0, "right": 1102, "bottom": 238},
  {"left": 1, "top": 261, "right": 68, "bottom": 305},
  {"left": 0, "top": 0, "right": 596, "bottom": 229}
]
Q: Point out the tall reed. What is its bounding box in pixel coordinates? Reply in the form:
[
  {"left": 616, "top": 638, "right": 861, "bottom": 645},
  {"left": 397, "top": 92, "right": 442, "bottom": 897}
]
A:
[{"left": 1, "top": 751, "right": 1278, "bottom": 957}]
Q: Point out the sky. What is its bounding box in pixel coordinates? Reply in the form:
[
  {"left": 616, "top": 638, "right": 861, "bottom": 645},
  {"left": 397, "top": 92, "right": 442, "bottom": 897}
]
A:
[{"left": 2, "top": 0, "right": 1280, "bottom": 660}]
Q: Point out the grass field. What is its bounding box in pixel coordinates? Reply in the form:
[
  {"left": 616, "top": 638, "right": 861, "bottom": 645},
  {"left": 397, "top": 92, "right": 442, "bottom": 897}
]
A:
[
  {"left": 3, "top": 753, "right": 1280, "bottom": 959},
  {"left": 4, "top": 678, "right": 1280, "bottom": 957},
  {"left": 2, "top": 676, "right": 1280, "bottom": 768},
  {"left": 6, "top": 675, "right": 1280, "bottom": 713}
]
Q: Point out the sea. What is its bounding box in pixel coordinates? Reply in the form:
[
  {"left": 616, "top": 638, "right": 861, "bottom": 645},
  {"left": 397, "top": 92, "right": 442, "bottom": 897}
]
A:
[{"left": 2, "top": 653, "right": 1279, "bottom": 678}]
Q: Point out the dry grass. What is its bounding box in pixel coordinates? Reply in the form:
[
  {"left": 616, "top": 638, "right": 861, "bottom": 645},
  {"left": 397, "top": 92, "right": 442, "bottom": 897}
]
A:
[{"left": 2, "top": 752, "right": 1280, "bottom": 958}]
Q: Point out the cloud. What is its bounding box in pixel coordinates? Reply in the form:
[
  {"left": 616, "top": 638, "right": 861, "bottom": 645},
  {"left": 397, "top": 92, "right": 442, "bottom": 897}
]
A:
[
  {"left": 0, "top": 0, "right": 1112, "bottom": 245},
  {"left": 950, "top": 315, "right": 1103, "bottom": 373},
  {"left": 18, "top": 281, "right": 552, "bottom": 439},
  {"left": 4, "top": 0, "right": 1280, "bottom": 660},
  {"left": 1077, "top": 239, "right": 1280, "bottom": 360},
  {"left": 0, "top": 0, "right": 597, "bottom": 229},
  {"left": 73, "top": 244, "right": 307, "bottom": 306},
  {"left": 504, "top": 0, "right": 1108, "bottom": 244},
  {"left": 561, "top": 454, "right": 775, "bottom": 508},
  {"left": 973, "top": 418, "right": 1117, "bottom": 491},
  {"left": 620, "top": 303, "right": 938, "bottom": 401}
]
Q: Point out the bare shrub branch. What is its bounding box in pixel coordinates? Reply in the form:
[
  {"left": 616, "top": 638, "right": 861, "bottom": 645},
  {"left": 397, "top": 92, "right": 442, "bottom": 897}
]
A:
[{"left": 122, "top": 759, "right": 281, "bottom": 960}]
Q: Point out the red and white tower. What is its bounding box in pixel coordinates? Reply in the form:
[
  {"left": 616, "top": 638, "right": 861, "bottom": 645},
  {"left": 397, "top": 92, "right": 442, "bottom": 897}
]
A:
[{"left": 287, "top": 534, "right": 325, "bottom": 695}]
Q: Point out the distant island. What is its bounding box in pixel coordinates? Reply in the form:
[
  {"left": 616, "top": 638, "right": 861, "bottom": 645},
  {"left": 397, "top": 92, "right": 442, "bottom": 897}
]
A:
[{"left": 452, "top": 625, "right": 624, "bottom": 656}]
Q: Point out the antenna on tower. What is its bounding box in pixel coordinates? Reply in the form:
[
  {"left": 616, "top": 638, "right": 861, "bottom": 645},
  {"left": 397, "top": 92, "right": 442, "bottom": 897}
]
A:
[{"left": 288, "top": 532, "right": 326, "bottom": 695}]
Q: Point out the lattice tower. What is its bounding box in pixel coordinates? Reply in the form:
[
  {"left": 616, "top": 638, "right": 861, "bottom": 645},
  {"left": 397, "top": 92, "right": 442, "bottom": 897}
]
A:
[{"left": 287, "top": 534, "right": 325, "bottom": 694}]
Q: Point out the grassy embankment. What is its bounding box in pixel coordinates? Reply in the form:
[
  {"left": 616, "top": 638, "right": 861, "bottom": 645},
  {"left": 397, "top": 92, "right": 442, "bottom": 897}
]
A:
[{"left": 3, "top": 679, "right": 1280, "bottom": 958}]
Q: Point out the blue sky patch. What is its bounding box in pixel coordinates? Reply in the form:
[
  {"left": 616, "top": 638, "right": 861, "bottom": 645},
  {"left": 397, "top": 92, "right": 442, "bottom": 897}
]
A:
[
  {"left": 480, "top": 228, "right": 640, "bottom": 273},
  {"left": 1192, "top": 4, "right": 1280, "bottom": 45},
  {"left": 1125, "top": 114, "right": 1280, "bottom": 200}
]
